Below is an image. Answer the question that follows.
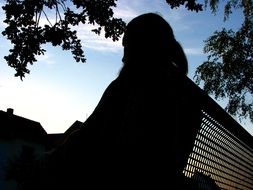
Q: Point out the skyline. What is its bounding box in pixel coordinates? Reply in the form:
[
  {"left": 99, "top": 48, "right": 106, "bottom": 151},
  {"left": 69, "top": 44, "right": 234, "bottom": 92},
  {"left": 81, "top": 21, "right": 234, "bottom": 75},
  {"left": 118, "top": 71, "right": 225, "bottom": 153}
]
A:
[{"left": 0, "top": 0, "right": 252, "bottom": 135}]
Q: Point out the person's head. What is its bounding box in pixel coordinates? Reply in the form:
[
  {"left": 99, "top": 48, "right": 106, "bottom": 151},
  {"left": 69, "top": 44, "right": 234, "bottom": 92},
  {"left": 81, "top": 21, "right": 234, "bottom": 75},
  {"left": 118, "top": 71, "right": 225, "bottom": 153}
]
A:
[{"left": 122, "top": 13, "right": 188, "bottom": 75}]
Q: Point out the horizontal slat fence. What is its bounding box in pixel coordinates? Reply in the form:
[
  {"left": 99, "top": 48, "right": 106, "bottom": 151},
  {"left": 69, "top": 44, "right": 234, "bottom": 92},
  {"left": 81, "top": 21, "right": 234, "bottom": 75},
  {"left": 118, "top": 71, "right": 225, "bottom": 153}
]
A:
[{"left": 183, "top": 81, "right": 253, "bottom": 190}]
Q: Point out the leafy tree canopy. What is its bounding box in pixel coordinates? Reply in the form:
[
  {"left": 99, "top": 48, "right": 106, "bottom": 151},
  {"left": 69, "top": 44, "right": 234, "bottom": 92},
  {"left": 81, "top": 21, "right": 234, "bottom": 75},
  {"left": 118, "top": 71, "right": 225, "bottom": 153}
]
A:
[
  {"left": 2, "top": 0, "right": 126, "bottom": 79},
  {"left": 194, "top": 0, "right": 253, "bottom": 123},
  {"left": 165, "top": 0, "right": 203, "bottom": 12}
]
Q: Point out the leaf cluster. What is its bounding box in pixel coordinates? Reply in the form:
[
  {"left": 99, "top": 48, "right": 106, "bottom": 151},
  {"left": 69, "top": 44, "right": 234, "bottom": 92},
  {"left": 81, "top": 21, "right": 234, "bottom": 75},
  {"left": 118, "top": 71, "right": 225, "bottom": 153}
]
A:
[
  {"left": 165, "top": 0, "right": 203, "bottom": 12},
  {"left": 2, "top": 0, "right": 126, "bottom": 79},
  {"left": 195, "top": 0, "right": 253, "bottom": 122}
]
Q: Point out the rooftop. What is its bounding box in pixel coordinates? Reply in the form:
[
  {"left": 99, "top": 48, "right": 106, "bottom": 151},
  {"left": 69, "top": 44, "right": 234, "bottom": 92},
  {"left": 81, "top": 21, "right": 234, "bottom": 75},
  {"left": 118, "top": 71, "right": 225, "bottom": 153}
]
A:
[{"left": 0, "top": 108, "right": 47, "bottom": 143}]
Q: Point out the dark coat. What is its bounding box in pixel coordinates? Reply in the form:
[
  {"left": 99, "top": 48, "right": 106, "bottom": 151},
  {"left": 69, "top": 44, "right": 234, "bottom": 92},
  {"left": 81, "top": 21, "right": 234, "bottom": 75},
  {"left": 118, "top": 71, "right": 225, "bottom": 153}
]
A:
[{"left": 39, "top": 64, "right": 203, "bottom": 189}]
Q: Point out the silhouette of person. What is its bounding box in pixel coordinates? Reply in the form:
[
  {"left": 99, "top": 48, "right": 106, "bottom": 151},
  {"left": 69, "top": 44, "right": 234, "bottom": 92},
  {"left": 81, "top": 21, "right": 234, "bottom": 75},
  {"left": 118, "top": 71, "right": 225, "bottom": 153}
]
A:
[{"left": 32, "top": 13, "right": 203, "bottom": 190}]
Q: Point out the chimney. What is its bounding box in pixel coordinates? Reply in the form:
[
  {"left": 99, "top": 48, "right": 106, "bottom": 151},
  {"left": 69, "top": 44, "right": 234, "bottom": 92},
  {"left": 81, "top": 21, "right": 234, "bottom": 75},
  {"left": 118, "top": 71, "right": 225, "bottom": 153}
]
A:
[{"left": 7, "top": 108, "right": 14, "bottom": 115}]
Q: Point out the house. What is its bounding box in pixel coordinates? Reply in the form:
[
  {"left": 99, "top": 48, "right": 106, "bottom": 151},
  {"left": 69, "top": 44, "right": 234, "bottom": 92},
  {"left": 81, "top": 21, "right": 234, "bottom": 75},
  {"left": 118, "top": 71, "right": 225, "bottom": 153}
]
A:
[
  {"left": 0, "top": 108, "right": 47, "bottom": 190},
  {"left": 0, "top": 108, "right": 84, "bottom": 189},
  {"left": 46, "top": 120, "right": 83, "bottom": 150}
]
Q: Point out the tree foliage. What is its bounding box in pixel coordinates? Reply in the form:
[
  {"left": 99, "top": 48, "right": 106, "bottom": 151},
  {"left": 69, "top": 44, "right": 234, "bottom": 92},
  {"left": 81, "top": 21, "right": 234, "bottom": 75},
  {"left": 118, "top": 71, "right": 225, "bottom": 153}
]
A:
[
  {"left": 165, "top": 0, "right": 203, "bottom": 12},
  {"left": 2, "top": 0, "right": 126, "bottom": 80},
  {"left": 194, "top": 0, "right": 253, "bottom": 122}
]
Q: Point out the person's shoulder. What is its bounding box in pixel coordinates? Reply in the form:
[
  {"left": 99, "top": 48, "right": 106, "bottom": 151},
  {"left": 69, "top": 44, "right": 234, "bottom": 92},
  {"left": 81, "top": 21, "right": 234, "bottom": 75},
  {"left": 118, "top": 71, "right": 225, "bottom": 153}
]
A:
[{"left": 101, "top": 77, "right": 127, "bottom": 97}]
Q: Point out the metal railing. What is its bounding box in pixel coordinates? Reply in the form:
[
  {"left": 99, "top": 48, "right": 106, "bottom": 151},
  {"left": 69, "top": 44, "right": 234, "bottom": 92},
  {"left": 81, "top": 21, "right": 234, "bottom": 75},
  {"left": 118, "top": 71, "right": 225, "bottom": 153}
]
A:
[{"left": 183, "top": 82, "right": 253, "bottom": 190}]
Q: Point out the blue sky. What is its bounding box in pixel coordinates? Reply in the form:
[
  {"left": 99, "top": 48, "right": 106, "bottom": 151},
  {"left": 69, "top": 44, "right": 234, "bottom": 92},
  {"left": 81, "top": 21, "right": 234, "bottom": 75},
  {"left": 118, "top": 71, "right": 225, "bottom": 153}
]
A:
[{"left": 0, "top": 0, "right": 252, "bottom": 135}]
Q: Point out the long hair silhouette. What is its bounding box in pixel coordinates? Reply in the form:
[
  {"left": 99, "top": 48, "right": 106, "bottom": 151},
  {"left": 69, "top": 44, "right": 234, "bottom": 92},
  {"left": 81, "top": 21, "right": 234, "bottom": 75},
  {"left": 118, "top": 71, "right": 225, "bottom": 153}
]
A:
[{"left": 121, "top": 13, "right": 188, "bottom": 76}]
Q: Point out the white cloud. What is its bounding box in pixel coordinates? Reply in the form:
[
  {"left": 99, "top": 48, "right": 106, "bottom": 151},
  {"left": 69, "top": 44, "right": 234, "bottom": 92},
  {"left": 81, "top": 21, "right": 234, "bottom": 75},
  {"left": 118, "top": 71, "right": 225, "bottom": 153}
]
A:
[
  {"left": 70, "top": 1, "right": 142, "bottom": 54},
  {"left": 36, "top": 52, "right": 55, "bottom": 65},
  {"left": 83, "top": 39, "right": 122, "bottom": 53},
  {"left": 113, "top": 1, "right": 139, "bottom": 20},
  {"left": 72, "top": 0, "right": 189, "bottom": 53},
  {"left": 74, "top": 24, "right": 123, "bottom": 53},
  {"left": 184, "top": 48, "right": 203, "bottom": 56}
]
